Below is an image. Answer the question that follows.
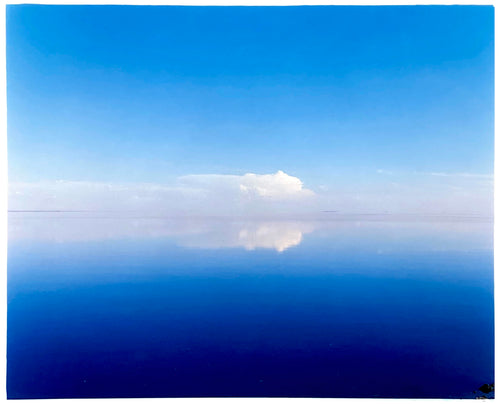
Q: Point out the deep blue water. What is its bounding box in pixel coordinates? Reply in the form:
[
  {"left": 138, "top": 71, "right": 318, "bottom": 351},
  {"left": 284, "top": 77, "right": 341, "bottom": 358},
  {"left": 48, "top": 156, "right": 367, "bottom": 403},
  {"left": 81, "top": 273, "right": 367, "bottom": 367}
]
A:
[{"left": 7, "top": 214, "right": 494, "bottom": 398}]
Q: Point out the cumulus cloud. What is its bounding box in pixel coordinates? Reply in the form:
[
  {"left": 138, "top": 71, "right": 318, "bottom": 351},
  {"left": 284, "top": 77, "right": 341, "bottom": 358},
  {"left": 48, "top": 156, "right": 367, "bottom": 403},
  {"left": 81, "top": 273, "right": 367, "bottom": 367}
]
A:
[
  {"left": 179, "top": 170, "right": 315, "bottom": 200},
  {"left": 9, "top": 170, "right": 316, "bottom": 215},
  {"left": 9, "top": 169, "right": 493, "bottom": 217},
  {"left": 240, "top": 170, "right": 315, "bottom": 199}
]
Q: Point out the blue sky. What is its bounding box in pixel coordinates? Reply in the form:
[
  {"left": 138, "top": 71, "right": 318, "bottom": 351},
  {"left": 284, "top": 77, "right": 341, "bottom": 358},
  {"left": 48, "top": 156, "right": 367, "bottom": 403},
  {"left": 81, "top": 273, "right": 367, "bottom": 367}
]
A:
[{"left": 7, "top": 5, "right": 494, "bottom": 215}]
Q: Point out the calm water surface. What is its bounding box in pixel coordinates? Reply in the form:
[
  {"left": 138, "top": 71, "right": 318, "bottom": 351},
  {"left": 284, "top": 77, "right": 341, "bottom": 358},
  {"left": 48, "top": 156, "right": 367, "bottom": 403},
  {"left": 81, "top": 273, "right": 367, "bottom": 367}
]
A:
[{"left": 7, "top": 213, "right": 494, "bottom": 398}]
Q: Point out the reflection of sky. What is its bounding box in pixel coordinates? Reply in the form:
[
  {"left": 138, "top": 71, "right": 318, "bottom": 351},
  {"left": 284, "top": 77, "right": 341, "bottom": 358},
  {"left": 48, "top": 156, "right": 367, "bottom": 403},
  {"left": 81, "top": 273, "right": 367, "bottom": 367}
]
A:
[
  {"left": 7, "top": 213, "right": 494, "bottom": 399},
  {"left": 8, "top": 213, "right": 493, "bottom": 253}
]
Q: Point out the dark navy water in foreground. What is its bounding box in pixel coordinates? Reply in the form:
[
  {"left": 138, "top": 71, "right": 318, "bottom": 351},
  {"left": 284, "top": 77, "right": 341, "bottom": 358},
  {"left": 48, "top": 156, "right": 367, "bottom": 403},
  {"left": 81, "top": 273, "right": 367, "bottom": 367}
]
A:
[{"left": 7, "top": 214, "right": 494, "bottom": 398}]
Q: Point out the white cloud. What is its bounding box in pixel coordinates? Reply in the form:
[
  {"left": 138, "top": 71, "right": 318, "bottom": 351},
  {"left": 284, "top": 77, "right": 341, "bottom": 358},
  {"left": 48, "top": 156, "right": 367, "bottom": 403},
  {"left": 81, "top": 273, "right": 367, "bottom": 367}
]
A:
[
  {"left": 239, "top": 170, "right": 314, "bottom": 199},
  {"left": 428, "top": 172, "right": 493, "bottom": 179},
  {"left": 8, "top": 180, "right": 204, "bottom": 212},
  {"left": 9, "top": 171, "right": 316, "bottom": 215},
  {"left": 179, "top": 170, "right": 315, "bottom": 200},
  {"left": 8, "top": 169, "right": 493, "bottom": 217}
]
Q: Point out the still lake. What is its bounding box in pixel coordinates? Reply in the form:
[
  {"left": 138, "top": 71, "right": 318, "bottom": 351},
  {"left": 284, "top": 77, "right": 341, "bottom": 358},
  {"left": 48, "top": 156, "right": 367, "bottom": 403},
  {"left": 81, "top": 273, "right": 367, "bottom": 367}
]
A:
[{"left": 7, "top": 213, "right": 494, "bottom": 398}]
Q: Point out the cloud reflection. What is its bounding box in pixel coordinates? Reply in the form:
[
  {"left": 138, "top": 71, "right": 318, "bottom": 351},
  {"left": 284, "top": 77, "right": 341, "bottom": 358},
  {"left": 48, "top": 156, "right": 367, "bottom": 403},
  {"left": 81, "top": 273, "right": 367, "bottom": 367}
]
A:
[
  {"left": 178, "top": 221, "right": 314, "bottom": 252},
  {"left": 8, "top": 213, "right": 493, "bottom": 253},
  {"left": 239, "top": 225, "right": 303, "bottom": 252},
  {"left": 8, "top": 214, "right": 314, "bottom": 252}
]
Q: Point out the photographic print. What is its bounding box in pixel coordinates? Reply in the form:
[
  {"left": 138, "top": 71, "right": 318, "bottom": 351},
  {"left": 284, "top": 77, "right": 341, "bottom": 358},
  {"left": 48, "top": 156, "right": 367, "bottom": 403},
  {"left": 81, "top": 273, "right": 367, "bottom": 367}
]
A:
[{"left": 6, "top": 4, "right": 494, "bottom": 399}]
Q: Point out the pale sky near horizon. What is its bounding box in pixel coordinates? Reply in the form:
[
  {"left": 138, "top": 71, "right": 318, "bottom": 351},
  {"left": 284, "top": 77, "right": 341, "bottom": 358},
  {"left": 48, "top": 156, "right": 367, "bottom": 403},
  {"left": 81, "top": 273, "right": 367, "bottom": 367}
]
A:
[{"left": 7, "top": 5, "right": 494, "bottom": 215}]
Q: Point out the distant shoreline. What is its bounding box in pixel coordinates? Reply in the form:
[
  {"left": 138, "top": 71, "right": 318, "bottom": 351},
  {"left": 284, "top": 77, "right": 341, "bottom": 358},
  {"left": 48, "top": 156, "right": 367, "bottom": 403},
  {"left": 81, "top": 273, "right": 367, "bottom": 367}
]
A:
[{"left": 7, "top": 210, "right": 493, "bottom": 223}]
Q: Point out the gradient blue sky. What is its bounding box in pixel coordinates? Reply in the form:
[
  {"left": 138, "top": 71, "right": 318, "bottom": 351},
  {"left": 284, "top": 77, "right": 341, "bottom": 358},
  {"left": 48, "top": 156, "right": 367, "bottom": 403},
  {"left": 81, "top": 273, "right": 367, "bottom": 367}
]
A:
[{"left": 6, "top": 5, "right": 495, "bottom": 215}]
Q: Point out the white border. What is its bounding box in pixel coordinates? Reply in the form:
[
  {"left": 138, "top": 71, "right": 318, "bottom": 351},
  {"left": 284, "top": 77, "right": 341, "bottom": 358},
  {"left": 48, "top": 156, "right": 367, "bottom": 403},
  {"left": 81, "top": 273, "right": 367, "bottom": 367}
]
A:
[
  {"left": 0, "top": 0, "right": 496, "bottom": 4},
  {"left": 0, "top": 1, "right": 496, "bottom": 404}
]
